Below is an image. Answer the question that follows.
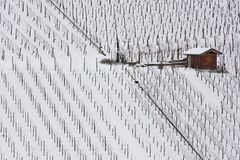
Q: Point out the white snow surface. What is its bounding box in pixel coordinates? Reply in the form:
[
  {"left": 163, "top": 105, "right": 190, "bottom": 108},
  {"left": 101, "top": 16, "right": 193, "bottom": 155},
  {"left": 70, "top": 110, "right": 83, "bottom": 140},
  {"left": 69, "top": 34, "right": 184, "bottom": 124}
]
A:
[
  {"left": 0, "top": 0, "right": 240, "bottom": 160},
  {"left": 184, "top": 48, "right": 212, "bottom": 55}
]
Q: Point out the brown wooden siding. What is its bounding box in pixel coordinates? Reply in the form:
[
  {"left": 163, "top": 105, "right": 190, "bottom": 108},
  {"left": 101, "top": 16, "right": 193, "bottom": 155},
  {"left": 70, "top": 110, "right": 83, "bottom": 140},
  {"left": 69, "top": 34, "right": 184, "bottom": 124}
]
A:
[{"left": 190, "top": 52, "right": 217, "bottom": 69}]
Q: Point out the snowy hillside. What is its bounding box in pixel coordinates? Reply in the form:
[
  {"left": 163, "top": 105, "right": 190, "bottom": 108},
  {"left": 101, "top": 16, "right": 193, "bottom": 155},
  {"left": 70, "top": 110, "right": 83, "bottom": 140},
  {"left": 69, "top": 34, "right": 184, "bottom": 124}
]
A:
[
  {"left": 50, "top": 0, "right": 240, "bottom": 77},
  {"left": 0, "top": 0, "right": 240, "bottom": 160}
]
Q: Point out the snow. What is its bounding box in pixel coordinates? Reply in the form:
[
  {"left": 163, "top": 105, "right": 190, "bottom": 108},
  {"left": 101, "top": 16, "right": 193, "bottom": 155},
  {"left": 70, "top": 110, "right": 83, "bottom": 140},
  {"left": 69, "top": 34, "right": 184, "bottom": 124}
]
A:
[
  {"left": 0, "top": 0, "right": 240, "bottom": 160},
  {"left": 184, "top": 48, "right": 223, "bottom": 56},
  {"left": 184, "top": 48, "right": 212, "bottom": 55},
  {"left": 178, "top": 68, "right": 223, "bottom": 108}
]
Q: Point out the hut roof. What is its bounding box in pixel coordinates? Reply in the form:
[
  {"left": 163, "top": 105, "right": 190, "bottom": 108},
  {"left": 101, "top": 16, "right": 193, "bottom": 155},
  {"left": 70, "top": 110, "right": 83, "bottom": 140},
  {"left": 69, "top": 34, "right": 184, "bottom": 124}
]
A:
[{"left": 184, "top": 48, "right": 222, "bottom": 56}]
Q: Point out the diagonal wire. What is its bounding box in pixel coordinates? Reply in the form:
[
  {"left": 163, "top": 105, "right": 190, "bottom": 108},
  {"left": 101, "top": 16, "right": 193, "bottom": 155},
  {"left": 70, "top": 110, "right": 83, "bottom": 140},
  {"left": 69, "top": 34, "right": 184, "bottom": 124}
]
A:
[
  {"left": 46, "top": 0, "right": 106, "bottom": 56},
  {"left": 125, "top": 68, "right": 204, "bottom": 160}
]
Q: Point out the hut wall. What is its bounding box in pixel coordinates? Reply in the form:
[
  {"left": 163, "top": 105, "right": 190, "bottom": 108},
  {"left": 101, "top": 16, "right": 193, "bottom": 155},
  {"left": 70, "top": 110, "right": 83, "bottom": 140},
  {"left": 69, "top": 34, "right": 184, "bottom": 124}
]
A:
[{"left": 190, "top": 52, "right": 217, "bottom": 69}]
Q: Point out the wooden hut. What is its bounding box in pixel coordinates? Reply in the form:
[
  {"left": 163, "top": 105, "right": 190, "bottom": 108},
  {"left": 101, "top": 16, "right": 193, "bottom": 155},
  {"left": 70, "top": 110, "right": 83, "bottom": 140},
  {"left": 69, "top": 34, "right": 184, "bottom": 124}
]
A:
[{"left": 184, "top": 48, "right": 222, "bottom": 69}]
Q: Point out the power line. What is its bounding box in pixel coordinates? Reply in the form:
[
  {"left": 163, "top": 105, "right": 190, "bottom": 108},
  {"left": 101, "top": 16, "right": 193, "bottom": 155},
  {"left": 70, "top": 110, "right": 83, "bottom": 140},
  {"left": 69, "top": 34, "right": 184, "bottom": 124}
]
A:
[
  {"left": 125, "top": 68, "right": 204, "bottom": 160},
  {"left": 46, "top": 0, "right": 106, "bottom": 56}
]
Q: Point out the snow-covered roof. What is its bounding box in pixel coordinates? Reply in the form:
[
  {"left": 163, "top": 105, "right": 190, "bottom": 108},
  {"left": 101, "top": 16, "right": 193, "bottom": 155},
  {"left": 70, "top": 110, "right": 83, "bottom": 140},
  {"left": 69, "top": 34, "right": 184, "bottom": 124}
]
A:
[{"left": 184, "top": 48, "right": 222, "bottom": 55}]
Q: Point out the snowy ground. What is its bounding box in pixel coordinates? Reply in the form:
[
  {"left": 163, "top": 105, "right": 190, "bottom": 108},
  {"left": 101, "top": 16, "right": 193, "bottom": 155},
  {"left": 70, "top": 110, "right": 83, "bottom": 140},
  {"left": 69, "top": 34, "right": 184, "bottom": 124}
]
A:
[{"left": 0, "top": 0, "right": 240, "bottom": 160}]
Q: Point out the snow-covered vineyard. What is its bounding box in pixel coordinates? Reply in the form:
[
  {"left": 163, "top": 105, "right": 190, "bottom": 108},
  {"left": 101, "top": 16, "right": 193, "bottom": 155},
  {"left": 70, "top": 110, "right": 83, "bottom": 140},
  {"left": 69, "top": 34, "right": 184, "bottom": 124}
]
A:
[{"left": 0, "top": 0, "right": 240, "bottom": 160}]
